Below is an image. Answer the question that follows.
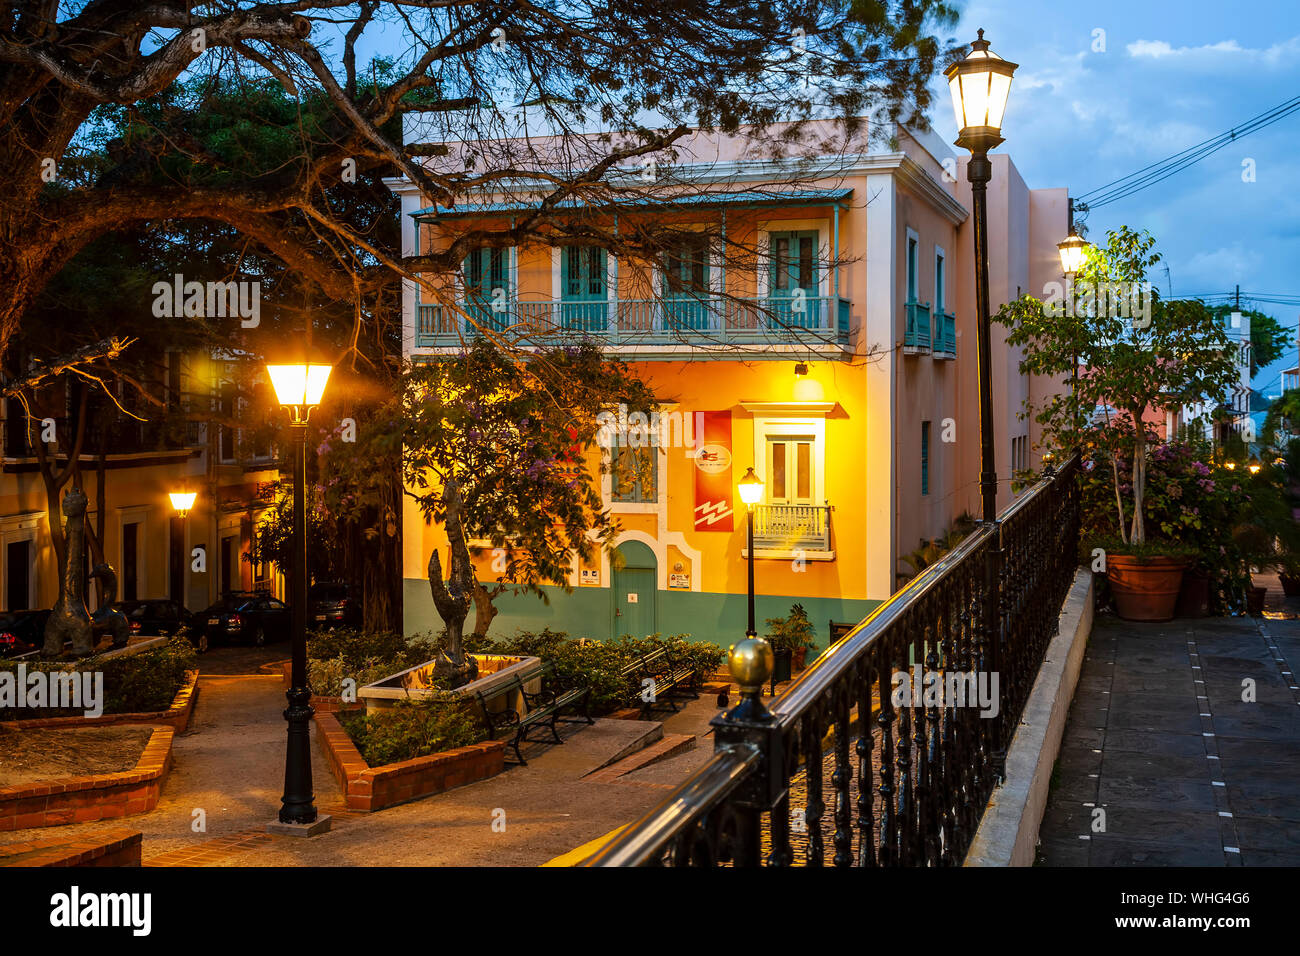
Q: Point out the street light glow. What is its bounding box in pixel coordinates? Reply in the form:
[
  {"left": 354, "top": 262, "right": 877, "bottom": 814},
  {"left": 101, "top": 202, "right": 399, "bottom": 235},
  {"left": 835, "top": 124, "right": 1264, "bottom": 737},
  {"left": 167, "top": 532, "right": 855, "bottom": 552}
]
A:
[
  {"left": 266, "top": 363, "right": 333, "bottom": 409},
  {"left": 737, "top": 467, "right": 764, "bottom": 507},
  {"left": 1058, "top": 232, "right": 1090, "bottom": 277},
  {"left": 169, "top": 491, "right": 196, "bottom": 516},
  {"left": 945, "top": 29, "right": 1017, "bottom": 146}
]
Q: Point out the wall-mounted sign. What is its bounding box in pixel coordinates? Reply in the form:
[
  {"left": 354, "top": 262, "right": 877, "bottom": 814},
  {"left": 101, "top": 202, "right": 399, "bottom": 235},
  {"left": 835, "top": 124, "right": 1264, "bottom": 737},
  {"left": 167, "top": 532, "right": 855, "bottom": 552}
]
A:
[
  {"left": 580, "top": 568, "right": 600, "bottom": 586},
  {"left": 627, "top": 592, "right": 638, "bottom": 604},
  {"left": 669, "top": 572, "right": 690, "bottom": 589},
  {"left": 693, "top": 410, "right": 734, "bottom": 532}
]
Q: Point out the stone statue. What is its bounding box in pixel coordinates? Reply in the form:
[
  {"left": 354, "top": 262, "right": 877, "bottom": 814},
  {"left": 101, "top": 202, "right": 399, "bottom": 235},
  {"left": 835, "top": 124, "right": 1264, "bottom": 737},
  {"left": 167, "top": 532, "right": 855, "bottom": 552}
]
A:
[
  {"left": 90, "top": 563, "right": 130, "bottom": 649},
  {"left": 43, "top": 487, "right": 93, "bottom": 657},
  {"left": 426, "top": 476, "right": 479, "bottom": 688}
]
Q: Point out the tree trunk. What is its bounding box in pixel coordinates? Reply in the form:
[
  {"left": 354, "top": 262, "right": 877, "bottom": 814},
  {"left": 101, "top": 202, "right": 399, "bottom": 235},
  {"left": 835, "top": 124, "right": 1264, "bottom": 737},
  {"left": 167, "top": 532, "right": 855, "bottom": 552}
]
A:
[
  {"left": 471, "top": 581, "right": 498, "bottom": 638},
  {"left": 1129, "top": 411, "right": 1146, "bottom": 546}
]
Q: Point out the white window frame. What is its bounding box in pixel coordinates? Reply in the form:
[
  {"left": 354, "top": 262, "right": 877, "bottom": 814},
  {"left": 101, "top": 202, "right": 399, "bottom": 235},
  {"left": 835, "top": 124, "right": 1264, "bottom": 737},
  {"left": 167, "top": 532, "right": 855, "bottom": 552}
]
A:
[
  {"left": 934, "top": 244, "right": 946, "bottom": 314},
  {"left": 905, "top": 227, "right": 920, "bottom": 303},
  {"left": 0, "top": 513, "right": 42, "bottom": 610}
]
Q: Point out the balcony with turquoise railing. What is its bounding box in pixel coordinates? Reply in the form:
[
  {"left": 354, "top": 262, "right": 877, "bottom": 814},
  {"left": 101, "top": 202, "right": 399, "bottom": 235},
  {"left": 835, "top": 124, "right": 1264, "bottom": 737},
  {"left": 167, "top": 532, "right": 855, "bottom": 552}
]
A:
[
  {"left": 933, "top": 309, "right": 956, "bottom": 359},
  {"left": 414, "top": 294, "right": 852, "bottom": 351},
  {"left": 903, "top": 299, "right": 931, "bottom": 353}
]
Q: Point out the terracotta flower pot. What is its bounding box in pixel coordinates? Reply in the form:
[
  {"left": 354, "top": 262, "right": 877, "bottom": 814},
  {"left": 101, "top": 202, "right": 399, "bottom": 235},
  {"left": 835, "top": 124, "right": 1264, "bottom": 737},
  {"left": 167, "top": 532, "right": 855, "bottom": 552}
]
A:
[
  {"left": 1246, "top": 585, "right": 1267, "bottom": 616},
  {"left": 1106, "top": 554, "right": 1188, "bottom": 622},
  {"left": 1280, "top": 574, "right": 1300, "bottom": 597},
  {"left": 793, "top": 646, "right": 808, "bottom": 671}
]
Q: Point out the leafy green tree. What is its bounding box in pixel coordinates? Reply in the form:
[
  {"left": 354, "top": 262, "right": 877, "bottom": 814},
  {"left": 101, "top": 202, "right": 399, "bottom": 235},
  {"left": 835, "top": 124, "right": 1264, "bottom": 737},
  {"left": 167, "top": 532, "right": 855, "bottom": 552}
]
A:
[
  {"left": 330, "top": 339, "right": 657, "bottom": 681},
  {"left": 995, "top": 226, "right": 1240, "bottom": 547}
]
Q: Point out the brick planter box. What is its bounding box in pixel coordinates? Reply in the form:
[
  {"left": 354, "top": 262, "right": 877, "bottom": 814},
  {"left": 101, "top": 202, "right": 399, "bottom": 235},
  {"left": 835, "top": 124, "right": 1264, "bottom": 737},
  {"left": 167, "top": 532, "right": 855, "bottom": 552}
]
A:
[
  {"left": 0, "top": 828, "right": 142, "bottom": 866},
  {"left": 0, "top": 669, "right": 199, "bottom": 733},
  {"left": 315, "top": 711, "right": 504, "bottom": 812},
  {"left": 0, "top": 727, "right": 173, "bottom": 831}
]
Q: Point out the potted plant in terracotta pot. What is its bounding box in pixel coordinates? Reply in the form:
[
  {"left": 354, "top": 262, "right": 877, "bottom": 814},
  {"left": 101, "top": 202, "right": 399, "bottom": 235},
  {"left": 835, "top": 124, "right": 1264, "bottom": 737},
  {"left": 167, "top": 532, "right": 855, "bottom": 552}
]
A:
[
  {"left": 995, "top": 226, "right": 1240, "bottom": 622},
  {"left": 765, "top": 604, "right": 817, "bottom": 677}
]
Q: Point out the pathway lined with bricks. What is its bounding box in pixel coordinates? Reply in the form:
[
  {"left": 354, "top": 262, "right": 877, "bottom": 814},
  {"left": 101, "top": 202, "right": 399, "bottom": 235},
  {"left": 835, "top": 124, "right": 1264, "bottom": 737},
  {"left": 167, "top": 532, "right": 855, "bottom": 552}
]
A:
[{"left": 1037, "top": 609, "right": 1300, "bottom": 866}]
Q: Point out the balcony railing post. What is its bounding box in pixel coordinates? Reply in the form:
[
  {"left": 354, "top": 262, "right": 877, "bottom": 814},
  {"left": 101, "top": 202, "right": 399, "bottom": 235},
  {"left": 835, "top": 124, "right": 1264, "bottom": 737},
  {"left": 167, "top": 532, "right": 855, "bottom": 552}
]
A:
[{"left": 709, "top": 638, "right": 786, "bottom": 866}]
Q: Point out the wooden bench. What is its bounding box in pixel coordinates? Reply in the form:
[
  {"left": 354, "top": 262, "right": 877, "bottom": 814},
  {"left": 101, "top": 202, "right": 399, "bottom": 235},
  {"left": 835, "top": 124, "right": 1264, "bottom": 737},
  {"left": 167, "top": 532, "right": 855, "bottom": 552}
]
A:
[
  {"left": 620, "top": 646, "right": 700, "bottom": 718},
  {"left": 475, "top": 664, "right": 592, "bottom": 765}
]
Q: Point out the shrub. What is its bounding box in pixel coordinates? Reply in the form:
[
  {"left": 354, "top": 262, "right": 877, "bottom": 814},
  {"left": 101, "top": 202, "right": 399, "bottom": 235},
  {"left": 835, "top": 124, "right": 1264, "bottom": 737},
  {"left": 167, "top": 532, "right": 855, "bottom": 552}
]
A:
[
  {"left": 305, "top": 627, "right": 437, "bottom": 698},
  {"left": 339, "top": 695, "right": 484, "bottom": 766},
  {"left": 0, "top": 637, "right": 196, "bottom": 719},
  {"left": 480, "top": 629, "right": 724, "bottom": 715}
]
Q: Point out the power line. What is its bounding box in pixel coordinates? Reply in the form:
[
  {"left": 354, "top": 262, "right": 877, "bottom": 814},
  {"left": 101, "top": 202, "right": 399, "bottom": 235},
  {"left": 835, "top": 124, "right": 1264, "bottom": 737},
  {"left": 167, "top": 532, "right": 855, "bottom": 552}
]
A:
[{"left": 1074, "top": 95, "right": 1300, "bottom": 209}]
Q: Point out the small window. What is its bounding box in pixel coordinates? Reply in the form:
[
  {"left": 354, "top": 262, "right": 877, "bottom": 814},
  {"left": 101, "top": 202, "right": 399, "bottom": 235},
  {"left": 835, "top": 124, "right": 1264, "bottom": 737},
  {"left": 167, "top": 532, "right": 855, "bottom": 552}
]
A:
[
  {"left": 921, "top": 421, "right": 930, "bottom": 496},
  {"left": 611, "top": 441, "right": 657, "bottom": 503},
  {"left": 935, "top": 251, "right": 946, "bottom": 314},
  {"left": 766, "top": 436, "right": 815, "bottom": 505},
  {"left": 907, "top": 235, "right": 918, "bottom": 302}
]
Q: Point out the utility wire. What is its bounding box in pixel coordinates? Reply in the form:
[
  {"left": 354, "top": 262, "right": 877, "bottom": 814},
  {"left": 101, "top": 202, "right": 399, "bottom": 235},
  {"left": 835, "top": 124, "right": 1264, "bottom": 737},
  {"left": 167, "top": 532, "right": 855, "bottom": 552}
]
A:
[{"left": 1075, "top": 95, "right": 1300, "bottom": 209}]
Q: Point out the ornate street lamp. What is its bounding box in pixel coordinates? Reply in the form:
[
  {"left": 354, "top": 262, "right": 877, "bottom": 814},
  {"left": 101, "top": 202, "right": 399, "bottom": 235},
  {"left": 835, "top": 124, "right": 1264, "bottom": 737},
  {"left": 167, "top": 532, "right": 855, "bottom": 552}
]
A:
[
  {"left": 945, "top": 27, "right": 1016, "bottom": 523},
  {"left": 266, "top": 359, "right": 333, "bottom": 836},
  {"left": 946, "top": 28, "right": 1015, "bottom": 778},
  {"left": 168, "top": 491, "right": 196, "bottom": 519},
  {"left": 1058, "top": 203, "right": 1091, "bottom": 447},
  {"left": 737, "top": 467, "right": 764, "bottom": 640}
]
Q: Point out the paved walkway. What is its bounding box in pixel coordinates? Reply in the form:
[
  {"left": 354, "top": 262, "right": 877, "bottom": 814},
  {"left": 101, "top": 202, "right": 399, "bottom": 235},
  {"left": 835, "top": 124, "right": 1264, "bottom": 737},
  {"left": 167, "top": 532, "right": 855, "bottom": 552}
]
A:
[
  {"left": 1037, "top": 604, "right": 1300, "bottom": 866},
  {"left": 0, "top": 647, "right": 733, "bottom": 866}
]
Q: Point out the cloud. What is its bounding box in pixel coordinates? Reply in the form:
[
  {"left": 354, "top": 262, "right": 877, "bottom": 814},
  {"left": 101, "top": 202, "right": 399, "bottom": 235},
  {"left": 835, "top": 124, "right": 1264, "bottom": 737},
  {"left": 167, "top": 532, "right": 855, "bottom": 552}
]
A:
[{"left": 1126, "top": 35, "right": 1300, "bottom": 65}]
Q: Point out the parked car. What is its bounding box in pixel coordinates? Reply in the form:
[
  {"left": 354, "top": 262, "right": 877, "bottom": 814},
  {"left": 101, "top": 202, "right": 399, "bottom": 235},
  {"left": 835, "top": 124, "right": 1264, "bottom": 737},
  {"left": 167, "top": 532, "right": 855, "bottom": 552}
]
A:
[
  {"left": 201, "top": 592, "right": 290, "bottom": 647},
  {"left": 308, "top": 582, "right": 362, "bottom": 629},
  {"left": 111, "top": 599, "right": 194, "bottom": 639},
  {"left": 0, "top": 609, "right": 49, "bottom": 657}
]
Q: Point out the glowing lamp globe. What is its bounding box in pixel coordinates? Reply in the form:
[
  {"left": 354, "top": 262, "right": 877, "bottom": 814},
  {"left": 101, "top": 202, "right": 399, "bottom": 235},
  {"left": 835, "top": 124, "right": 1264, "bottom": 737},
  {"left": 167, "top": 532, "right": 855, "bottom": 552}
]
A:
[
  {"left": 944, "top": 29, "right": 1017, "bottom": 151},
  {"left": 267, "top": 364, "right": 332, "bottom": 409},
  {"left": 1057, "top": 232, "right": 1089, "bottom": 278},
  {"left": 737, "top": 467, "right": 764, "bottom": 507}
]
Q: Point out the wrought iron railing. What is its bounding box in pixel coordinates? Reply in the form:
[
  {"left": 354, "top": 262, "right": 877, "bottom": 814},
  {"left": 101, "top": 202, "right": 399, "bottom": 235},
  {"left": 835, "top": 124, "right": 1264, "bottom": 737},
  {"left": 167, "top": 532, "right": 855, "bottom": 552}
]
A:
[
  {"left": 751, "top": 504, "right": 831, "bottom": 552},
  {"left": 584, "top": 455, "right": 1080, "bottom": 867},
  {"left": 415, "top": 295, "right": 852, "bottom": 347}
]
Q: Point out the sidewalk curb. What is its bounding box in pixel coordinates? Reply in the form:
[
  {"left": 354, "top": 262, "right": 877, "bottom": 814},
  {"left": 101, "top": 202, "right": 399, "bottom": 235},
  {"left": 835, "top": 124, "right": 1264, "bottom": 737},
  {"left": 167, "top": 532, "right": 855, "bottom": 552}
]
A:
[{"left": 965, "top": 567, "right": 1094, "bottom": 867}]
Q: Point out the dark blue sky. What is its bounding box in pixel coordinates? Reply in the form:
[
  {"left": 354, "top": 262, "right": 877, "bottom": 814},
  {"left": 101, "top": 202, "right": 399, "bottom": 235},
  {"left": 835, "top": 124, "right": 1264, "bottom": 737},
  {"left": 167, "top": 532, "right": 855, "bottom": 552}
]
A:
[{"left": 931, "top": 1, "right": 1300, "bottom": 396}]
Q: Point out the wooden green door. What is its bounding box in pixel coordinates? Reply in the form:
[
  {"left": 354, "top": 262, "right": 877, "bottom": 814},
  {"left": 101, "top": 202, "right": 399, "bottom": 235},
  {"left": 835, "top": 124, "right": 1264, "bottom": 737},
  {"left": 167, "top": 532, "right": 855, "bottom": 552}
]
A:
[
  {"left": 560, "top": 246, "right": 607, "bottom": 332},
  {"left": 612, "top": 541, "right": 657, "bottom": 639},
  {"left": 769, "top": 230, "right": 821, "bottom": 329},
  {"left": 463, "top": 247, "right": 510, "bottom": 332}
]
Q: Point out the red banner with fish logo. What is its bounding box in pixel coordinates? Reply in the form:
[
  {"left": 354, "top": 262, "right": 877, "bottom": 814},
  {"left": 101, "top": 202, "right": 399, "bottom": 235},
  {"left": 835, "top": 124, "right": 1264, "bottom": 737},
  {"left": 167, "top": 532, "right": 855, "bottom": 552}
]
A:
[{"left": 693, "top": 410, "right": 734, "bottom": 532}]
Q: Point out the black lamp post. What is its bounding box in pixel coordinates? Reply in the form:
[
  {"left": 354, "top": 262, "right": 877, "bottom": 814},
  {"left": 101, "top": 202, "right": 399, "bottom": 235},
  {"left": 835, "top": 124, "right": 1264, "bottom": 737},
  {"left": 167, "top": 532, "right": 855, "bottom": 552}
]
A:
[
  {"left": 945, "top": 28, "right": 1016, "bottom": 778},
  {"left": 266, "top": 361, "right": 332, "bottom": 835},
  {"left": 1058, "top": 203, "right": 1091, "bottom": 446},
  {"left": 737, "top": 467, "right": 763, "bottom": 638}
]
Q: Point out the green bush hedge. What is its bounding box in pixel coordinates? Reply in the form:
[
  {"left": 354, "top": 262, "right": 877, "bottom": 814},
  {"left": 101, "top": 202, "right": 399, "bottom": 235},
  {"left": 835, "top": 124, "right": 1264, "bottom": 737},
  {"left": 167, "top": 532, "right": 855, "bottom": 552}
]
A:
[
  {"left": 305, "top": 627, "right": 436, "bottom": 698},
  {"left": 339, "top": 695, "right": 484, "bottom": 766},
  {"left": 0, "top": 637, "right": 197, "bottom": 719}
]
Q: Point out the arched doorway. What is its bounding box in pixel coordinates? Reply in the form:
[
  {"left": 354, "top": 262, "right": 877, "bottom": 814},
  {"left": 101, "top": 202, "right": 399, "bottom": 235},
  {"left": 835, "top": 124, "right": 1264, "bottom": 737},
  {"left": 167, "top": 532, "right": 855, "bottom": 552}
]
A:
[{"left": 612, "top": 540, "right": 657, "bottom": 639}]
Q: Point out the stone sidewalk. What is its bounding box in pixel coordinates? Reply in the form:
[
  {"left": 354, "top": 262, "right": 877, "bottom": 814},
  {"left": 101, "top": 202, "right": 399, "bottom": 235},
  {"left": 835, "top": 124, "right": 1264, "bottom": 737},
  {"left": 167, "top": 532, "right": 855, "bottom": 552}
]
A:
[{"left": 1036, "top": 609, "right": 1300, "bottom": 866}]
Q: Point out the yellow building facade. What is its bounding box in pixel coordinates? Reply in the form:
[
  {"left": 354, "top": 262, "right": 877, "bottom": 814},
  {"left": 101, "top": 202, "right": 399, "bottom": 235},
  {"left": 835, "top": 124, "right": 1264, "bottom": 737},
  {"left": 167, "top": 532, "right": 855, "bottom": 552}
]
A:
[{"left": 392, "top": 119, "right": 1070, "bottom": 648}]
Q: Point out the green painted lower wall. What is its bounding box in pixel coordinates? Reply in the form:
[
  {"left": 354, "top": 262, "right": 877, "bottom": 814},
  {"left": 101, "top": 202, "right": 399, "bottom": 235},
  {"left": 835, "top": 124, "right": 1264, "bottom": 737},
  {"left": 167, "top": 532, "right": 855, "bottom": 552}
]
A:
[{"left": 403, "top": 578, "right": 879, "bottom": 652}]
